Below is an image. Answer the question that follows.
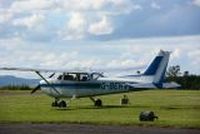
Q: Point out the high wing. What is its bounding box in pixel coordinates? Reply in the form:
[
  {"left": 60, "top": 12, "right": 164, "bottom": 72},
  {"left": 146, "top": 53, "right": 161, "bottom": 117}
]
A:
[
  {"left": 0, "top": 67, "right": 65, "bottom": 94},
  {"left": 0, "top": 66, "right": 143, "bottom": 73},
  {"left": 0, "top": 67, "right": 57, "bottom": 72},
  {"left": 0, "top": 67, "right": 85, "bottom": 73}
]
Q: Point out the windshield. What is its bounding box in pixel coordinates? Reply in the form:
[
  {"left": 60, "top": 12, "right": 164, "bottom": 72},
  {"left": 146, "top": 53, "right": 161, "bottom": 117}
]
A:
[{"left": 91, "top": 73, "right": 104, "bottom": 80}]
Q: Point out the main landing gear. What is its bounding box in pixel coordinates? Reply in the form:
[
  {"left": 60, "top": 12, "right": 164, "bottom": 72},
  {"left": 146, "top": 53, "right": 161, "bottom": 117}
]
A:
[
  {"left": 51, "top": 98, "right": 67, "bottom": 108},
  {"left": 90, "top": 97, "right": 103, "bottom": 107}
]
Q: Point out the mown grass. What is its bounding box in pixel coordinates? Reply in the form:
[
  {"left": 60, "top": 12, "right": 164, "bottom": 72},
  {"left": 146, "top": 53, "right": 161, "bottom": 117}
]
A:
[{"left": 0, "top": 90, "right": 199, "bottom": 128}]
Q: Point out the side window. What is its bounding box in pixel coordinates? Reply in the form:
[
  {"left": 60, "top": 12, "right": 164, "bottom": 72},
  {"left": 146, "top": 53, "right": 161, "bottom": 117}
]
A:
[
  {"left": 64, "top": 75, "right": 74, "bottom": 81},
  {"left": 82, "top": 76, "right": 88, "bottom": 81},
  {"left": 80, "top": 74, "right": 89, "bottom": 81}
]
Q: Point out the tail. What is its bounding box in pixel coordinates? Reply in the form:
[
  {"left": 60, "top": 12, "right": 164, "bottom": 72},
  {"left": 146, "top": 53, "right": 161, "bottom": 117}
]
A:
[
  {"left": 124, "top": 50, "right": 181, "bottom": 89},
  {"left": 126, "top": 50, "right": 181, "bottom": 89},
  {"left": 143, "top": 50, "right": 170, "bottom": 85}
]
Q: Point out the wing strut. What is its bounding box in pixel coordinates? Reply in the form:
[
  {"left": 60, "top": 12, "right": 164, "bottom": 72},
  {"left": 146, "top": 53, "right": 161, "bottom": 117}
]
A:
[{"left": 35, "top": 71, "right": 60, "bottom": 95}]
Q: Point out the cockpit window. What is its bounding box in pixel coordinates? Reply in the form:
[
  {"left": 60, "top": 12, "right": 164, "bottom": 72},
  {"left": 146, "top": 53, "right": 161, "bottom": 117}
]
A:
[{"left": 91, "top": 73, "right": 104, "bottom": 80}]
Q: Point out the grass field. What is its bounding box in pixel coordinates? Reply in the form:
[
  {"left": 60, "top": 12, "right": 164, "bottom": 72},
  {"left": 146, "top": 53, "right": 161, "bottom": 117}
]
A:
[{"left": 0, "top": 90, "right": 199, "bottom": 128}]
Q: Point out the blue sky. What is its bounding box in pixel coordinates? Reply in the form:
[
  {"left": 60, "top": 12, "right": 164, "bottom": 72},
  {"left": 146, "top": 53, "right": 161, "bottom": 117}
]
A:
[{"left": 0, "top": 0, "right": 200, "bottom": 78}]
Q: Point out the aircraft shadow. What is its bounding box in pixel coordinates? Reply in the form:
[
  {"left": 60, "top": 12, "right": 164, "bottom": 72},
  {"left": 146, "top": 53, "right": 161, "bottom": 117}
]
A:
[
  {"left": 53, "top": 104, "right": 200, "bottom": 111},
  {"left": 54, "top": 105, "right": 152, "bottom": 111},
  {"left": 159, "top": 105, "right": 200, "bottom": 110}
]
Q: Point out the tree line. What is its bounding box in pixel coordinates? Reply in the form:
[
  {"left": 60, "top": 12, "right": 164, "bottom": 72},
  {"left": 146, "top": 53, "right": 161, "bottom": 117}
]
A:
[
  {"left": 0, "top": 85, "right": 32, "bottom": 90},
  {"left": 166, "top": 65, "right": 200, "bottom": 90}
]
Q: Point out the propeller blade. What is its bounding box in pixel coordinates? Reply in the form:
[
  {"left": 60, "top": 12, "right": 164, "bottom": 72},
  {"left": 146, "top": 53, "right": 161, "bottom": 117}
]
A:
[
  {"left": 49, "top": 73, "right": 55, "bottom": 78},
  {"left": 31, "top": 85, "right": 40, "bottom": 94}
]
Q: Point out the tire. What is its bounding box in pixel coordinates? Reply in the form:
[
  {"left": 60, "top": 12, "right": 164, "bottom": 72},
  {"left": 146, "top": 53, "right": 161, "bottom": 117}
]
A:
[
  {"left": 58, "top": 100, "right": 67, "bottom": 108},
  {"left": 95, "top": 99, "right": 102, "bottom": 107}
]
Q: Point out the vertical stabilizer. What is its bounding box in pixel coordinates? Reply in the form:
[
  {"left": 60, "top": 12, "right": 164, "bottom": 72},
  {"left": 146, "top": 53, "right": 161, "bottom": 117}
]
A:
[{"left": 143, "top": 50, "right": 170, "bottom": 84}]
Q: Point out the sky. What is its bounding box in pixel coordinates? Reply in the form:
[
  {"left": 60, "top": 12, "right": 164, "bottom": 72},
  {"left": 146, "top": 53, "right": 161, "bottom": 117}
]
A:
[{"left": 0, "top": 0, "right": 200, "bottom": 78}]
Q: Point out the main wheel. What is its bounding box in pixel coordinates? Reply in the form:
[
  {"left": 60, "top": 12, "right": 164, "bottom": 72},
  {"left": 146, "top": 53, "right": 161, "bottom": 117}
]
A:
[
  {"left": 58, "top": 100, "right": 67, "bottom": 108},
  {"left": 94, "top": 99, "right": 102, "bottom": 107}
]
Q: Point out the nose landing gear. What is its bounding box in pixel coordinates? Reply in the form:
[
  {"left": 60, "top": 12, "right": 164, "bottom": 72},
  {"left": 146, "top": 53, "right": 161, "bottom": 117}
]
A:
[
  {"left": 90, "top": 97, "right": 103, "bottom": 107},
  {"left": 94, "top": 99, "right": 102, "bottom": 107}
]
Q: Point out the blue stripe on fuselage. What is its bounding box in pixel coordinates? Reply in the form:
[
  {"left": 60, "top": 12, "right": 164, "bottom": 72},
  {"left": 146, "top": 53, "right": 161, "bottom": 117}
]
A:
[
  {"left": 40, "top": 82, "right": 138, "bottom": 90},
  {"left": 40, "top": 83, "right": 101, "bottom": 89}
]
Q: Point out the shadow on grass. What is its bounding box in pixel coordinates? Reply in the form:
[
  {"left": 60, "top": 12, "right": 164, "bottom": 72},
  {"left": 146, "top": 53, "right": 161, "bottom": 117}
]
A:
[
  {"left": 159, "top": 105, "right": 200, "bottom": 110},
  {"left": 54, "top": 105, "right": 153, "bottom": 111},
  {"left": 53, "top": 104, "right": 200, "bottom": 111},
  {"left": 53, "top": 108, "right": 74, "bottom": 111}
]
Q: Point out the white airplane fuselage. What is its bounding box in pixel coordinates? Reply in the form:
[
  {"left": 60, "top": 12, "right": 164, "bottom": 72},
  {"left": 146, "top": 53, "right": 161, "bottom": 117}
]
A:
[{"left": 40, "top": 75, "right": 155, "bottom": 98}]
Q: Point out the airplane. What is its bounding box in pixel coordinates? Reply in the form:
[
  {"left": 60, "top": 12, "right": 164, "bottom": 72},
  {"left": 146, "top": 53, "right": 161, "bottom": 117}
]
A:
[{"left": 0, "top": 50, "right": 180, "bottom": 108}]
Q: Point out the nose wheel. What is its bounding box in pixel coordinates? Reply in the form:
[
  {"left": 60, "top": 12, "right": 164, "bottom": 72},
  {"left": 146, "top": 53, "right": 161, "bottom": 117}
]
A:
[
  {"left": 90, "top": 97, "right": 103, "bottom": 107},
  {"left": 94, "top": 99, "right": 102, "bottom": 107},
  {"left": 51, "top": 99, "right": 67, "bottom": 108}
]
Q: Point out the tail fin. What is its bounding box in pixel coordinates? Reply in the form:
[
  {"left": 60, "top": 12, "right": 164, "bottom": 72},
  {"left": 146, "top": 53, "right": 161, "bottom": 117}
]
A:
[{"left": 143, "top": 50, "right": 171, "bottom": 84}]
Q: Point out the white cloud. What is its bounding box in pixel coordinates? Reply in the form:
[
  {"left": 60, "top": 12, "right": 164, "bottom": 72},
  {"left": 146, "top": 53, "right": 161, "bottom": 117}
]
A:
[
  {"left": 193, "top": 0, "right": 200, "bottom": 7},
  {"left": 151, "top": 2, "right": 161, "bottom": 9},
  {"left": 59, "top": 12, "right": 114, "bottom": 40},
  {"left": 0, "top": 37, "right": 25, "bottom": 50},
  {"left": 56, "top": 0, "right": 135, "bottom": 40},
  {"left": 10, "top": 0, "right": 54, "bottom": 13},
  {"left": 58, "top": 12, "right": 87, "bottom": 40},
  {"left": 60, "top": 0, "right": 134, "bottom": 13},
  {"left": 13, "top": 14, "right": 45, "bottom": 29},
  {"left": 60, "top": 0, "right": 104, "bottom": 11},
  {"left": 110, "top": 0, "right": 136, "bottom": 14},
  {"left": 0, "top": 0, "right": 140, "bottom": 40},
  {"left": 88, "top": 16, "right": 113, "bottom": 35},
  {"left": 187, "top": 48, "right": 200, "bottom": 65},
  {"left": 8, "top": 0, "right": 136, "bottom": 15},
  {"left": 1, "top": 35, "right": 200, "bottom": 76},
  {"left": 67, "top": 12, "right": 86, "bottom": 31},
  {"left": 171, "top": 48, "right": 181, "bottom": 59},
  {"left": 132, "top": 4, "right": 143, "bottom": 10},
  {"left": 0, "top": 10, "right": 13, "bottom": 24}
]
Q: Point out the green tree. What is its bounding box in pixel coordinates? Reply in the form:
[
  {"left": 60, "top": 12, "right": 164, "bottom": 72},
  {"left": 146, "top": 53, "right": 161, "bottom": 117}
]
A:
[
  {"left": 166, "top": 65, "right": 200, "bottom": 90},
  {"left": 166, "top": 65, "right": 181, "bottom": 82},
  {"left": 166, "top": 65, "right": 181, "bottom": 78}
]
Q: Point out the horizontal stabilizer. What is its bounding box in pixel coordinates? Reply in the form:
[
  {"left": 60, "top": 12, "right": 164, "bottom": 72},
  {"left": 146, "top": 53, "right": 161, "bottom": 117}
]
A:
[
  {"left": 127, "top": 81, "right": 181, "bottom": 89},
  {"left": 162, "top": 82, "right": 181, "bottom": 89},
  {"left": 127, "top": 83, "right": 157, "bottom": 89}
]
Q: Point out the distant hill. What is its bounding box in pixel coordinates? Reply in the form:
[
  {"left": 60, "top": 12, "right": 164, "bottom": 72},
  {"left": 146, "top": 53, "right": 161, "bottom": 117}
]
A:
[{"left": 0, "top": 75, "right": 39, "bottom": 87}]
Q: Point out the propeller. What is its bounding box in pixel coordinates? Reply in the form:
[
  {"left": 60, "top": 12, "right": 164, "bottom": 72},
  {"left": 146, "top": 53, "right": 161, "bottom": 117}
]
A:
[
  {"left": 31, "top": 72, "right": 55, "bottom": 94},
  {"left": 31, "top": 85, "right": 41, "bottom": 94},
  {"left": 49, "top": 73, "right": 55, "bottom": 78}
]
